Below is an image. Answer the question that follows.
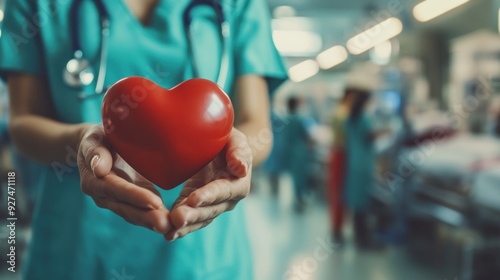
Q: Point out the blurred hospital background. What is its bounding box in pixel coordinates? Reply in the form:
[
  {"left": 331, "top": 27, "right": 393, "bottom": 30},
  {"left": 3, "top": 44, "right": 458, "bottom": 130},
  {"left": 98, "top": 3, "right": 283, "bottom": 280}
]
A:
[{"left": 3, "top": 0, "right": 500, "bottom": 279}]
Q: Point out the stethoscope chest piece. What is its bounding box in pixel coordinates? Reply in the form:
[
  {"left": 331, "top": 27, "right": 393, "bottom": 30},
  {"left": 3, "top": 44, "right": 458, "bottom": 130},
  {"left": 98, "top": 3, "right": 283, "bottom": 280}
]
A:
[{"left": 64, "top": 50, "right": 95, "bottom": 87}]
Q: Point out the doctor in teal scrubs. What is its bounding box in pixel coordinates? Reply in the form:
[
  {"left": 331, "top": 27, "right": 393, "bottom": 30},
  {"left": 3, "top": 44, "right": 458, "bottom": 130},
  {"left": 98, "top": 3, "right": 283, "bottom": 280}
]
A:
[{"left": 0, "top": 0, "right": 287, "bottom": 279}]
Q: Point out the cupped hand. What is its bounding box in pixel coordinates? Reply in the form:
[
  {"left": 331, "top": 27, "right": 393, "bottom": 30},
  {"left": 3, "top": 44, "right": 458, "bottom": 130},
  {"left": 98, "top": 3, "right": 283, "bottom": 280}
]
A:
[
  {"left": 165, "top": 128, "right": 253, "bottom": 241},
  {"left": 77, "top": 125, "right": 171, "bottom": 233}
]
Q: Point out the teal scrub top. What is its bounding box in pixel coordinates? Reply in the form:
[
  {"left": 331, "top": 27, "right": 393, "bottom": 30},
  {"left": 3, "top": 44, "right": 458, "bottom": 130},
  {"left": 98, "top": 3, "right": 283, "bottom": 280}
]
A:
[
  {"left": 0, "top": 0, "right": 287, "bottom": 279},
  {"left": 344, "top": 114, "right": 376, "bottom": 211}
]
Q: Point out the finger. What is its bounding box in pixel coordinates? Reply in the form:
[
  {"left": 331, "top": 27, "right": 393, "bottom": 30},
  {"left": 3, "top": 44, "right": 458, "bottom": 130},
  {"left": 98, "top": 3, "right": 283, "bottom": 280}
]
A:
[
  {"left": 225, "top": 129, "right": 252, "bottom": 178},
  {"left": 79, "top": 126, "right": 113, "bottom": 178},
  {"left": 164, "top": 219, "right": 215, "bottom": 242},
  {"left": 169, "top": 202, "right": 233, "bottom": 229},
  {"left": 82, "top": 173, "right": 163, "bottom": 209},
  {"left": 186, "top": 178, "right": 249, "bottom": 207},
  {"left": 171, "top": 196, "right": 189, "bottom": 210},
  {"left": 96, "top": 198, "right": 171, "bottom": 233},
  {"left": 111, "top": 160, "right": 161, "bottom": 197},
  {"left": 171, "top": 182, "right": 200, "bottom": 209}
]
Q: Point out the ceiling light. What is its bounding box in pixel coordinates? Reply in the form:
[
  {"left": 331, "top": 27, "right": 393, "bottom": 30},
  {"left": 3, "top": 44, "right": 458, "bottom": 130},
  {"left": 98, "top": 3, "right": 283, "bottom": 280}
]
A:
[
  {"left": 413, "top": 0, "right": 470, "bottom": 22},
  {"left": 289, "top": 60, "right": 320, "bottom": 83},
  {"left": 346, "top": 17, "right": 403, "bottom": 55},
  {"left": 273, "top": 6, "right": 296, "bottom": 18},
  {"left": 316, "top": 45, "right": 348, "bottom": 69},
  {"left": 273, "top": 30, "right": 322, "bottom": 57}
]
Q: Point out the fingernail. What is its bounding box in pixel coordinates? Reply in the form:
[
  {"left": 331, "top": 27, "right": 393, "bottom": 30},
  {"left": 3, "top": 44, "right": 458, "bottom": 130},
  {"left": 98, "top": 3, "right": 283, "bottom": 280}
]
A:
[
  {"left": 153, "top": 227, "right": 161, "bottom": 233},
  {"left": 240, "top": 159, "right": 248, "bottom": 172},
  {"left": 90, "top": 155, "right": 100, "bottom": 177},
  {"left": 172, "top": 233, "right": 179, "bottom": 241},
  {"left": 238, "top": 159, "right": 248, "bottom": 177}
]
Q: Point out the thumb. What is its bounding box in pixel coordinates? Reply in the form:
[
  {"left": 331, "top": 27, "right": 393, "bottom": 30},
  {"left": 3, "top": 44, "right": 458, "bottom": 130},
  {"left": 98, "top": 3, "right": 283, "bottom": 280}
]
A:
[
  {"left": 225, "top": 129, "right": 252, "bottom": 178},
  {"left": 80, "top": 126, "right": 114, "bottom": 178}
]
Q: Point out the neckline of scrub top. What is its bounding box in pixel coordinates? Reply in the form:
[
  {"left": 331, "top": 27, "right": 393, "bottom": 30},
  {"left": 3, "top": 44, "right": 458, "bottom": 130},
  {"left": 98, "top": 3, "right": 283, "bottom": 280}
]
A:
[{"left": 115, "top": 0, "right": 170, "bottom": 32}]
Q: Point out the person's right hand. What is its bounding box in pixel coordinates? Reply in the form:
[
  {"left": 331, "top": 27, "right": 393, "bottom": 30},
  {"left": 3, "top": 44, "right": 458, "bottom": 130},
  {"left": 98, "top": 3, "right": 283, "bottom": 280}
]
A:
[{"left": 77, "top": 125, "right": 171, "bottom": 233}]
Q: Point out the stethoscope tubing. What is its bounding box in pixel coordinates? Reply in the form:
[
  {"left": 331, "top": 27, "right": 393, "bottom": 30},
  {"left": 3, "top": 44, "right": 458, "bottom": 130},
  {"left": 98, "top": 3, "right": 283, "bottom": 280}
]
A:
[
  {"left": 67, "top": 0, "right": 230, "bottom": 100},
  {"left": 77, "top": 18, "right": 110, "bottom": 99}
]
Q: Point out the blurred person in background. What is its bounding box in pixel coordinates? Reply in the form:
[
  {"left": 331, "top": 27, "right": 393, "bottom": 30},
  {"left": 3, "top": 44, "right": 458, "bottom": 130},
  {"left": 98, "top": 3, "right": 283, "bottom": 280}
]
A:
[
  {"left": 344, "top": 88, "right": 382, "bottom": 248},
  {"left": 261, "top": 111, "right": 288, "bottom": 196},
  {"left": 328, "top": 89, "right": 355, "bottom": 243},
  {"left": 283, "top": 96, "right": 313, "bottom": 212}
]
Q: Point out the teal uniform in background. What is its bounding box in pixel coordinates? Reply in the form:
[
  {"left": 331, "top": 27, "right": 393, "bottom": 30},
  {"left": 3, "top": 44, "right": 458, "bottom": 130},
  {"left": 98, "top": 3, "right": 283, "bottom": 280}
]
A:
[
  {"left": 283, "top": 115, "right": 311, "bottom": 202},
  {"left": 344, "top": 114, "right": 375, "bottom": 211},
  {"left": 0, "top": 0, "right": 287, "bottom": 279}
]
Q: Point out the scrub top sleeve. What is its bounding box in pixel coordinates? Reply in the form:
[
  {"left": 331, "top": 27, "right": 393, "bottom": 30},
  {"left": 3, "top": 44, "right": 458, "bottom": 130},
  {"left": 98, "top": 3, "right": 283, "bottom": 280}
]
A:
[
  {"left": 0, "top": 0, "right": 45, "bottom": 81},
  {"left": 233, "top": 0, "right": 288, "bottom": 94}
]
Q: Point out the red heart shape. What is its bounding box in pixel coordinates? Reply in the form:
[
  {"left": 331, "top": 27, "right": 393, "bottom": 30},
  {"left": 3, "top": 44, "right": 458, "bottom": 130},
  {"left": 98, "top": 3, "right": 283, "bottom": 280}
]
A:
[{"left": 101, "top": 77, "right": 234, "bottom": 190}]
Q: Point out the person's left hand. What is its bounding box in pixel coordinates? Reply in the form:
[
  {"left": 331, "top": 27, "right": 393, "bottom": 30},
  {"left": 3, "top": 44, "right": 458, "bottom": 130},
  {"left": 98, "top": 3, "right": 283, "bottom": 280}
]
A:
[{"left": 165, "top": 128, "right": 253, "bottom": 241}]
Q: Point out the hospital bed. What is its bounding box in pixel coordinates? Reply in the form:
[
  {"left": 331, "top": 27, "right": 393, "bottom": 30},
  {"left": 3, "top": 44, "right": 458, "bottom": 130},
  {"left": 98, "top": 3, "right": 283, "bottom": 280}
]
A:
[
  {"left": 399, "top": 133, "right": 500, "bottom": 279},
  {"left": 403, "top": 134, "right": 500, "bottom": 221}
]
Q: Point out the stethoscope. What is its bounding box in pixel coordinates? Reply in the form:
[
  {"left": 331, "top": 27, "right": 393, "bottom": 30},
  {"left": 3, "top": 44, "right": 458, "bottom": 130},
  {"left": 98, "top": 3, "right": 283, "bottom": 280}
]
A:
[{"left": 63, "top": 0, "right": 230, "bottom": 100}]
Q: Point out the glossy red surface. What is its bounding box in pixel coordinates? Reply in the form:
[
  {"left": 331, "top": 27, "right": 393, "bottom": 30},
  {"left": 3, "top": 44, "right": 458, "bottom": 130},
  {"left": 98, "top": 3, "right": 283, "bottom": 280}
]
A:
[{"left": 102, "top": 77, "right": 234, "bottom": 190}]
